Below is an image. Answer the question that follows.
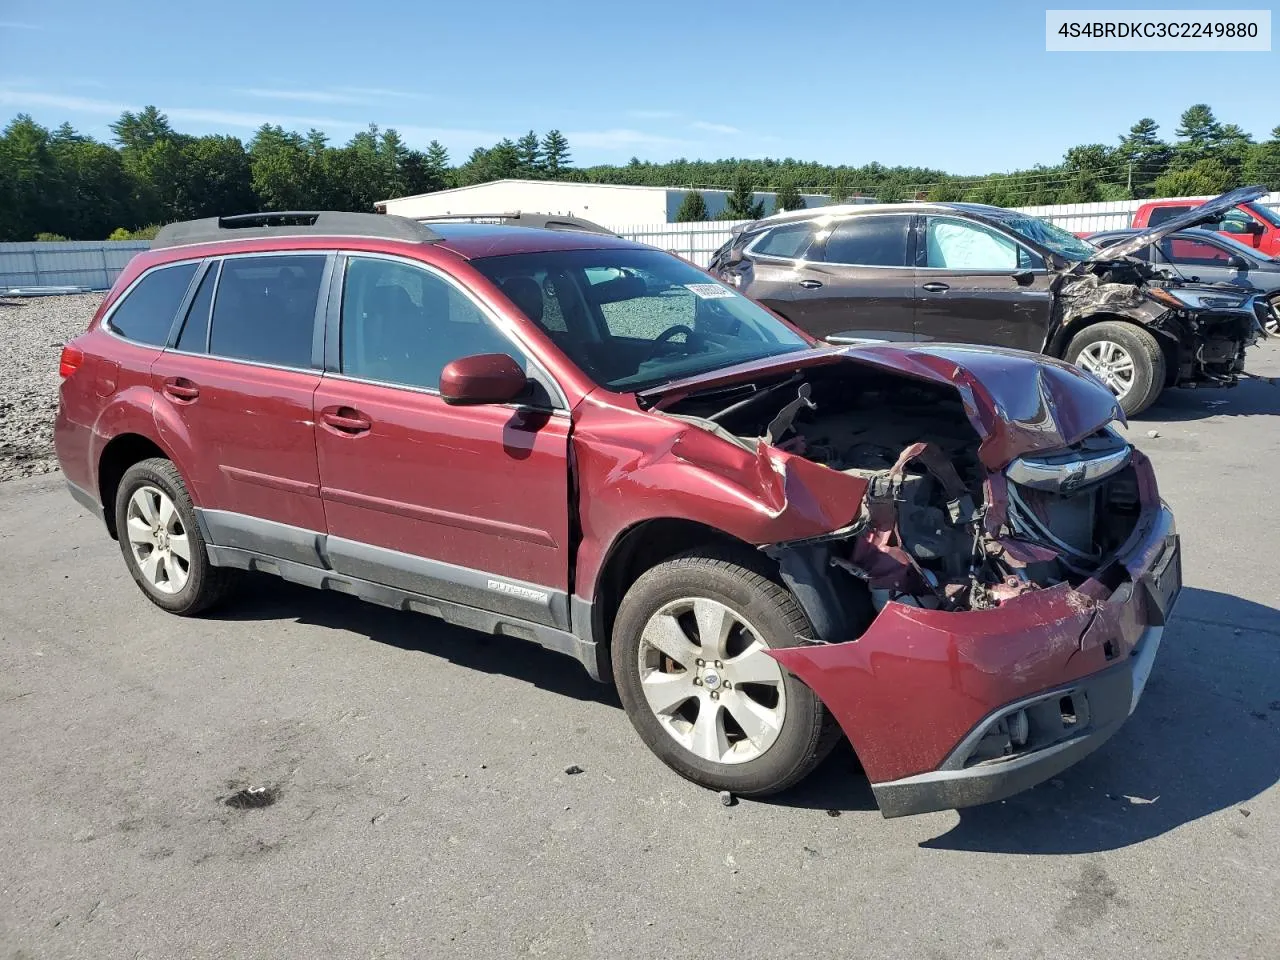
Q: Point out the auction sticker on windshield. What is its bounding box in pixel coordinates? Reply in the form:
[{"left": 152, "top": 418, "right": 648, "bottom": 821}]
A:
[{"left": 685, "top": 283, "right": 735, "bottom": 299}]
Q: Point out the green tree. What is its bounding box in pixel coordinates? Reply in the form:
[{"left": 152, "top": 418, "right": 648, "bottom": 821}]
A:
[
  {"left": 1060, "top": 143, "right": 1114, "bottom": 202},
  {"left": 674, "top": 190, "right": 708, "bottom": 221},
  {"left": 182, "top": 135, "right": 253, "bottom": 218},
  {"left": 828, "top": 170, "right": 851, "bottom": 202},
  {"left": 1243, "top": 126, "right": 1280, "bottom": 189},
  {"left": 248, "top": 124, "right": 316, "bottom": 210},
  {"left": 1151, "top": 158, "right": 1234, "bottom": 198},
  {"left": 724, "top": 172, "right": 765, "bottom": 219},
  {"left": 516, "top": 130, "right": 542, "bottom": 177},
  {"left": 109, "top": 106, "right": 173, "bottom": 152},
  {"left": 1116, "top": 118, "right": 1171, "bottom": 196},
  {"left": 1173, "top": 104, "right": 1223, "bottom": 167},
  {"left": 773, "top": 179, "right": 804, "bottom": 212},
  {"left": 541, "top": 129, "right": 570, "bottom": 178}
]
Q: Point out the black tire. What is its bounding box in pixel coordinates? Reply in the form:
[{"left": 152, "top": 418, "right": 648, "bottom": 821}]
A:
[
  {"left": 1064, "top": 320, "right": 1166, "bottom": 417},
  {"left": 113, "top": 457, "right": 238, "bottom": 615},
  {"left": 612, "top": 548, "right": 839, "bottom": 797}
]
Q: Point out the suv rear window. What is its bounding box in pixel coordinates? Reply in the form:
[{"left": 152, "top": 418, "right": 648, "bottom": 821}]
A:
[
  {"left": 209, "top": 255, "right": 326, "bottom": 367},
  {"left": 108, "top": 262, "right": 198, "bottom": 345},
  {"left": 819, "top": 216, "right": 911, "bottom": 267}
]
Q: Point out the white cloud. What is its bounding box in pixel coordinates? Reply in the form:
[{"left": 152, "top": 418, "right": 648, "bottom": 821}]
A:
[
  {"left": 565, "top": 128, "right": 686, "bottom": 151},
  {"left": 233, "top": 88, "right": 367, "bottom": 105},
  {"left": 0, "top": 21, "right": 42, "bottom": 30},
  {"left": 336, "top": 86, "right": 431, "bottom": 101},
  {"left": 690, "top": 120, "right": 741, "bottom": 135},
  {"left": 0, "top": 90, "right": 130, "bottom": 115}
]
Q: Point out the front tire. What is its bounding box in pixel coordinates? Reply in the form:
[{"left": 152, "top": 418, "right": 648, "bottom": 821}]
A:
[
  {"left": 113, "top": 458, "right": 238, "bottom": 615},
  {"left": 612, "top": 549, "right": 838, "bottom": 797},
  {"left": 1065, "top": 321, "right": 1166, "bottom": 417}
]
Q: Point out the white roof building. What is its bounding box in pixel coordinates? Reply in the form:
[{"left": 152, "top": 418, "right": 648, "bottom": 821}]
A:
[{"left": 377, "top": 178, "right": 863, "bottom": 228}]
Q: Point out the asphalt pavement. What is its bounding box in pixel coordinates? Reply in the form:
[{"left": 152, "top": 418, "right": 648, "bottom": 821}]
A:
[{"left": 2, "top": 351, "right": 1278, "bottom": 960}]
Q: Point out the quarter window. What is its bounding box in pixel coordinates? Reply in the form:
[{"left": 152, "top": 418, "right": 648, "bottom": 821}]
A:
[
  {"left": 820, "top": 216, "right": 910, "bottom": 267},
  {"left": 340, "top": 256, "right": 525, "bottom": 391},
  {"left": 108, "top": 262, "right": 198, "bottom": 345},
  {"left": 751, "top": 222, "right": 818, "bottom": 259},
  {"left": 209, "top": 255, "right": 326, "bottom": 367},
  {"left": 1163, "top": 237, "right": 1233, "bottom": 266}
]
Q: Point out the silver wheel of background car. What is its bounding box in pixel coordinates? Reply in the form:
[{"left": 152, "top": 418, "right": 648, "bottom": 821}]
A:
[
  {"left": 637, "top": 597, "right": 787, "bottom": 765},
  {"left": 125, "top": 485, "right": 191, "bottom": 594},
  {"left": 1076, "top": 339, "right": 1136, "bottom": 399}
]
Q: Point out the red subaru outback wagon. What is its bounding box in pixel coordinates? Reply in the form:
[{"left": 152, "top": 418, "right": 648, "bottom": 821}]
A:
[{"left": 55, "top": 211, "right": 1181, "bottom": 817}]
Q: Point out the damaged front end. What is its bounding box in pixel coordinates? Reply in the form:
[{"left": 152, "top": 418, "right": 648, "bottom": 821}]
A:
[{"left": 657, "top": 346, "right": 1180, "bottom": 816}]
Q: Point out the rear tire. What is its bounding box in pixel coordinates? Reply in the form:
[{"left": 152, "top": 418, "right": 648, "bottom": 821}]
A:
[
  {"left": 1065, "top": 321, "right": 1166, "bottom": 417},
  {"left": 612, "top": 548, "right": 839, "bottom": 797},
  {"left": 113, "top": 458, "right": 238, "bottom": 616}
]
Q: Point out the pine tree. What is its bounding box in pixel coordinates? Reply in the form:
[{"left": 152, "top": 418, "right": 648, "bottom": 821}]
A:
[
  {"left": 1174, "top": 104, "right": 1223, "bottom": 167},
  {"left": 541, "top": 130, "right": 570, "bottom": 178},
  {"left": 725, "top": 172, "right": 764, "bottom": 220},
  {"left": 828, "top": 170, "right": 851, "bottom": 202},
  {"left": 674, "top": 190, "right": 708, "bottom": 222},
  {"left": 1116, "top": 118, "right": 1171, "bottom": 196},
  {"left": 516, "top": 130, "right": 542, "bottom": 177},
  {"left": 773, "top": 179, "right": 804, "bottom": 212},
  {"left": 1242, "top": 127, "right": 1280, "bottom": 190}
]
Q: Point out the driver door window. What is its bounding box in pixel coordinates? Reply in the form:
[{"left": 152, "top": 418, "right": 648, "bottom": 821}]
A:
[{"left": 924, "top": 218, "right": 1040, "bottom": 271}]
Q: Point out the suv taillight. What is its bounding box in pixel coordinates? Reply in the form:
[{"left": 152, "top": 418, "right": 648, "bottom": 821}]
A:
[{"left": 59, "top": 344, "right": 84, "bottom": 378}]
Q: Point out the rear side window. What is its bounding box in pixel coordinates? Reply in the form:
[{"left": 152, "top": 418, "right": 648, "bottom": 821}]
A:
[
  {"left": 1163, "top": 237, "right": 1232, "bottom": 266},
  {"left": 820, "top": 216, "right": 910, "bottom": 267},
  {"left": 1146, "top": 205, "right": 1192, "bottom": 227},
  {"left": 209, "top": 255, "right": 326, "bottom": 367},
  {"left": 176, "top": 263, "right": 217, "bottom": 353},
  {"left": 108, "top": 262, "right": 198, "bottom": 345},
  {"left": 751, "top": 222, "right": 817, "bottom": 259}
]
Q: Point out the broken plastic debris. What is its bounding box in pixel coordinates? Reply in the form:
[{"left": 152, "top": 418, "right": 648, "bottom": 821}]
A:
[
  {"left": 1146, "top": 430, "right": 1160, "bottom": 439},
  {"left": 563, "top": 764, "right": 584, "bottom": 775},
  {"left": 719, "top": 790, "right": 736, "bottom": 807}
]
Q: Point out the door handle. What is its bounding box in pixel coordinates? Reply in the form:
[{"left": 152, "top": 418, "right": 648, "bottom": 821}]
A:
[
  {"left": 321, "top": 407, "right": 372, "bottom": 435},
  {"left": 162, "top": 377, "right": 200, "bottom": 401},
  {"left": 921, "top": 282, "right": 950, "bottom": 293},
  {"left": 798, "top": 279, "right": 823, "bottom": 289}
]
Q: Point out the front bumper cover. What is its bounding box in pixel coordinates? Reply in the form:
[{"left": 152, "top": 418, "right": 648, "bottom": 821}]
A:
[{"left": 769, "top": 505, "right": 1180, "bottom": 817}]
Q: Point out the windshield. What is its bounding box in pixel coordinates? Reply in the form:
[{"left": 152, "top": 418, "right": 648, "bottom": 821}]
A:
[
  {"left": 1246, "top": 202, "right": 1280, "bottom": 228},
  {"left": 472, "top": 248, "right": 811, "bottom": 391},
  {"left": 997, "top": 216, "right": 1098, "bottom": 261}
]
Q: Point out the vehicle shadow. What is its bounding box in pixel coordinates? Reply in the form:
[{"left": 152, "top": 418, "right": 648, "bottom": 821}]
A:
[
  {"left": 210, "top": 574, "right": 619, "bottom": 707},
  {"left": 917, "top": 585, "right": 1280, "bottom": 853},
  {"left": 1135, "top": 369, "right": 1280, "bottom": 421}
]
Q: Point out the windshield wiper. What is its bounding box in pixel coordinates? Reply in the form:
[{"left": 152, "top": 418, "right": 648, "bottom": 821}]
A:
[{"left": 707, "top": 374, "right": 805, "bottom": 424}]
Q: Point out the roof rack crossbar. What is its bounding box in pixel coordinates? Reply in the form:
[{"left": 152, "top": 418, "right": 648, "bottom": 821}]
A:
[
  {"left": 413, "top": 211, "right": 617, "bottom": 237},
  {"left": 151, "top": 211, "right": 442, "bottom": 249}
]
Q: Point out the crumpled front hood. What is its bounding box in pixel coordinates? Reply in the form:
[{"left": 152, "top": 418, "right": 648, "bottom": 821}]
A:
[
  {"left": 639, "top": 343, "right": 1124, "bottom": 470},
  {"left": 838, "top": 343, "right": 1125, "bottom": 469},
  {"left": 1086, "top": 184, "right": 1268, "bottom": 262}
]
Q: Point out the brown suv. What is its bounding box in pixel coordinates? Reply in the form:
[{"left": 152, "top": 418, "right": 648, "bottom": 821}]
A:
[{"left": 710, "top": 187, "right": 1267, "bottom": 415}]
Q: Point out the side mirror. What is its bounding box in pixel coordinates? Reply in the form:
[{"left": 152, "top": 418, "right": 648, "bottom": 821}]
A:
[
  {"left": 1227, "top": 254, "right": 1250, "bottom": 270},
  {"left": 440, "top": 353, "right": 528, "bottom": 406},
  {"left": 1011, "top": 269, "right": 1035, "bottom": 286}
]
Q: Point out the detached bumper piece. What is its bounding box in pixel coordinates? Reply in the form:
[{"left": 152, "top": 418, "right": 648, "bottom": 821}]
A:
[{"left": 871, "top": 626, "right": 1162, "bottom": 819}]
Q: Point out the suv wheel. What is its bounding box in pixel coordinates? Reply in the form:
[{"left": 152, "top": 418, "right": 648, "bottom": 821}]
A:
[
  {"left": 113, "top": 458, "right": 238, "bottom": 615},
  {"left": 1066, "top": 321, "right": 1166, "bottom": 417},
  {"left": 612, "top": 549, "right": 838, "bottom": 797}
]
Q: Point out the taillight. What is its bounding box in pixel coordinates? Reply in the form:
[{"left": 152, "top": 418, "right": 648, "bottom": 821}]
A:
[{"left": 59, "top": 344, "right": 84, "bottom": 378}]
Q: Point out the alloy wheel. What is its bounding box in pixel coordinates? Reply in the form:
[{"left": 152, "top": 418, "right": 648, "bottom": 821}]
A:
[
  {"left": 125, "top": 485, "right": 191, "bottom": 594},
  {"left": 1076, "top": 340, "right": 1136, "bottom": 399},
  {"left": 636, "top": 597, "right": 787, "bottom": 765}
]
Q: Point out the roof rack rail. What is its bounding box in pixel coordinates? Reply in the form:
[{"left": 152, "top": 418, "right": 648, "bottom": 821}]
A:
[
  {"left": 151, "top": 211, "right": 442, "bottom": 249},
  {"left": 414, "top": 211, "right": 617, "bottom": 237}
]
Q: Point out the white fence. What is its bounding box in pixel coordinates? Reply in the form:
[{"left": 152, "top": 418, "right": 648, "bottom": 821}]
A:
[{"left": 5, "top": 191, "right": 1280, "bottom": 289}]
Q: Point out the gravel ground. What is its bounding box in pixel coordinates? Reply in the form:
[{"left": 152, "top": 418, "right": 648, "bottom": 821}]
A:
[{"left": 0, "top": 294, "right": 104, "bottom": 482}]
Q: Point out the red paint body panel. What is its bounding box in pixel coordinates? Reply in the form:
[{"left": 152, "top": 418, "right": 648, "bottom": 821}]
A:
[
  {"left": 770, "top": 479, "right": 1174, "bottom": 785},
  {"left": 313, "top": 377, "right": 571, "bottom": 590},
  {"left": 1133, "top": 199, "right": 1280, "bottom": 257},
  {"left": 149, "top": 352, "right": 326, "bottom": 532}
]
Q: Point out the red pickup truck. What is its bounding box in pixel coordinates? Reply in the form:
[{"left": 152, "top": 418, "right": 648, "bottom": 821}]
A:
[{"left": 1132, "top": 196, "right": 1280, "bottom": 257}]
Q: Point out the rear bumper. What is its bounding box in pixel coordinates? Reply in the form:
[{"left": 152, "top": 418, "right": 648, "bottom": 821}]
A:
[
  {"left": 870, "top": 624, "right": 1162, "bottom": 818},
  {"left": 769, "top": 504, "right": 1179, "bottom": 817},
  {"left": 65, "top": 477, "right": 103, "bottom": 522}
]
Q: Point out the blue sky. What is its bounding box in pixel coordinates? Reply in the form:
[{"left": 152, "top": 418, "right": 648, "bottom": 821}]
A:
[{"left": 1, "top": 0, "right": 1276, "bottom": 172}]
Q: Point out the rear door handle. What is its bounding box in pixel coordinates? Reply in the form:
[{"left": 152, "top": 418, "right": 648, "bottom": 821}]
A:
[
  {"left": 162, "top": 377, "right": 200, "bottom": 401},
  {"left": 798, "top": 279, "right": 823, "bottom": 289},
  {"left": 921, "top": 282, "right": 950, "bottom": 293},
  {"left": 320, "top": 406, "right": 372, "bottom": 435}
]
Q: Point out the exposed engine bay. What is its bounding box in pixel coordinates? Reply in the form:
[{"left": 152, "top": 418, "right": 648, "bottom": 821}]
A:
[{"left": 667, "top": 366, "right": 1144, "bottom": 619}]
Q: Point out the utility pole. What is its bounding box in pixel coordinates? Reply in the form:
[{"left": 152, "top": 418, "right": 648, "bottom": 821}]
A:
[{"left": 1127, "top": 160, "right": 1133, "bottom": 197}]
